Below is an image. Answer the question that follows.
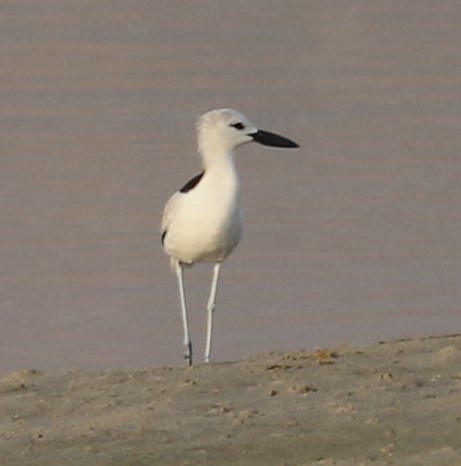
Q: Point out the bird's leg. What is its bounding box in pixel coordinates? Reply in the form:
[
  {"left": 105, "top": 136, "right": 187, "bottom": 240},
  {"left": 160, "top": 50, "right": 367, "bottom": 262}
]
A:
[
  {"left": 175, "top": 262, "right": 192, "bottom": 365},
  {"left": 205, "top": 263, "right": 221, "bottom": 363}
]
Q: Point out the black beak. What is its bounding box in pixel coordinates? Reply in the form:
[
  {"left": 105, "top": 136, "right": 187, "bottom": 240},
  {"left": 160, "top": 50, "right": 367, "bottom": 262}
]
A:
[{"left": 251, "top": 129, "right": 299, "bottom": 148}]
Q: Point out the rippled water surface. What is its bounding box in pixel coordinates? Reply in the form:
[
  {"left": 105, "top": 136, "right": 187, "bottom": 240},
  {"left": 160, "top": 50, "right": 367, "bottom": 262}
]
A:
[{"left": 1, "top": 1, "right": 460, "bottom": 373}]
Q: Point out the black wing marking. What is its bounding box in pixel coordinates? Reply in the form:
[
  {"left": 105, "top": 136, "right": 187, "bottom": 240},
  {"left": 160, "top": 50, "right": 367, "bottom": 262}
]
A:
[
  {"left": 161, "top": 230, "right": 167, "bottom": 245},
  {"left": 179, "top": 171, "right": 205, "bottom": 193}
]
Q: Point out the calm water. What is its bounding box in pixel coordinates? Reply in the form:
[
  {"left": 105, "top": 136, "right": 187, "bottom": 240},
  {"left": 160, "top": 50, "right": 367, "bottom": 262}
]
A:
[{"left": 1, "top": 1, "right": 460, "bottom": 373}]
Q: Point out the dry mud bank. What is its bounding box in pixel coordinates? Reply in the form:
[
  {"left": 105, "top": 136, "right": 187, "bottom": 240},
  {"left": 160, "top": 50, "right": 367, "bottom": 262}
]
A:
[{"left": 1, "top": 335, "right": 460, "bottom": 465}]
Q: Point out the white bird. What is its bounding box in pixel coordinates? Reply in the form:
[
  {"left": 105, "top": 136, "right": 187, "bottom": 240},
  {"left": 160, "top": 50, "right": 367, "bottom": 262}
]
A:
[{"left": 161, "top": 108, "right": 298, "bottom": 365}]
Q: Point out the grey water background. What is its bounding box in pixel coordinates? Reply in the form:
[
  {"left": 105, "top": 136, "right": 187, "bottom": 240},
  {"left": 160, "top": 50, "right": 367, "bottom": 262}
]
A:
[{"left": 1, "top": 1, "right": 460, "bottom": 373}]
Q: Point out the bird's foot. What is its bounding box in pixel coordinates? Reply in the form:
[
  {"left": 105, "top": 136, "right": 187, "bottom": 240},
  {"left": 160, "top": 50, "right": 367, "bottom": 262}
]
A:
[{"left": 184, "top": 342, "right": 193, "bottom": 366}]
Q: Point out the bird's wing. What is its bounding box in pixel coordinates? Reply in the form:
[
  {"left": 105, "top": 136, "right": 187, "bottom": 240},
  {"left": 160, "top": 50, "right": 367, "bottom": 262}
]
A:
[
  {"left": 161, "top": 172, "right": 205, "bottom": 243},
  {"left": 161, "top": 190, "right": 182, "bottom": 242}
]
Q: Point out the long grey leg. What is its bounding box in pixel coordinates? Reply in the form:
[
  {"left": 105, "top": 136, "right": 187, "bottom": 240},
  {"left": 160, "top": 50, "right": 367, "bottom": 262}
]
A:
[
  {"left": 175, "top": 262, "right": 192, "bottom": 365},
  {"left": 205, "top": 263, "right": 221, "bottom": 363}
]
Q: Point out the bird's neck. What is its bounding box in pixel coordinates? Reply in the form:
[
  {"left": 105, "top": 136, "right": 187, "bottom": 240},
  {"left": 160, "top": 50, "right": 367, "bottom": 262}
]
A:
[
  {"left": 200, "top": 146, "right": 237, "bottom": 176},
  {"left": 199, "top": 148, "right": 240, "bottom": 203}
]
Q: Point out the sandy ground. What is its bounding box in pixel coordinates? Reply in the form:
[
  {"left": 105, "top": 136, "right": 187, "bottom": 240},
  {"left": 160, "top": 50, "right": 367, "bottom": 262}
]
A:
[{"left": 1, "top": 335, "right": 460, "bottom": 465}]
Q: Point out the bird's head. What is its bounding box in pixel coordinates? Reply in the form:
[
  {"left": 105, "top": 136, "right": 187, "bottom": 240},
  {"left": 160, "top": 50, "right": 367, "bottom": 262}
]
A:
[{"left": 197, "top": 108, "right": 298, "bottom": 156}]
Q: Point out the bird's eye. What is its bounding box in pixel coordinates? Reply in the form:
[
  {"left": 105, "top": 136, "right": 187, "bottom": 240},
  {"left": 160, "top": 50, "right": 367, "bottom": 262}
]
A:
[{"left": 230, "top": 122, "right": 245, "bottom": 130}]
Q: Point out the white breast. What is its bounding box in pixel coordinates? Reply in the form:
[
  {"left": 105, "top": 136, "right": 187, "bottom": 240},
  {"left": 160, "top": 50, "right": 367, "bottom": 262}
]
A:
[{"left": 162, "top": 168, "right": 243, "bottom": 265}]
